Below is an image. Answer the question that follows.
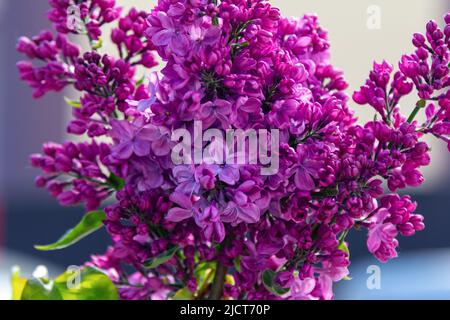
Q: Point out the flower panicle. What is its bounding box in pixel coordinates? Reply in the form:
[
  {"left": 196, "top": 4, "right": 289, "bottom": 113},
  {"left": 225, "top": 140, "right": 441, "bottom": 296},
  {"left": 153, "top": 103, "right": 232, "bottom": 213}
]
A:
[{"left": 18, "top": 1, "right": 450, "bottom": 301}]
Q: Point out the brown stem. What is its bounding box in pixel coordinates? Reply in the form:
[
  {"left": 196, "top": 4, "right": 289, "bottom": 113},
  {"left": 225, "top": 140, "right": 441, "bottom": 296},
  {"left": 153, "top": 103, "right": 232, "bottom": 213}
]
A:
[{"left": 208, "top": 262, "right": 228, "bottom": 300}]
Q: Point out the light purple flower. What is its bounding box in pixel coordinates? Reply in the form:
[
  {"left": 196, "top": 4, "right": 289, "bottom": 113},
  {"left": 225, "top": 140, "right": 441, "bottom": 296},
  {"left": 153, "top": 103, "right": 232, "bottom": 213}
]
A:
[
  {"left": 194, "top": 164, "right": 217, "bottom": 190},
  {"left": 172, "top": 165, "right": 200, "bottom": 195},
  {"left": 150, "top": 126, "right": 173, "bottom": 156},
  {"left": 268, "top": 99, "right": 299, "bottom": 129},
  {"left": 195, "top": 203, "right": 226, "bottom": 243},
  {"left": 317, "top": 261, "right": 349, "bottom": 300},
  {"left": 127, "top": 157, "right": 164, "bottom": 192},
  {"left": 200, "top": 99, "right": 232, "bottom": 129},
  {"left": 294, "top": 146, "right": 322, "bottom": 191},
  {"left": 126, "top": 72, "right": 160, "bottom": 113},
  {"left": 109, "top": 118, "right": 159, "bottom": 160},
  {"left": 221, "top": 183, "right": 261, "bottom": 224},
  {"left": 188, "top": 22, "right": 221, "bottom": 52},
  {"left": 288, "top": 277, "right": 316, "bottom": 300},
  {"left": 166, "top": 192, "right": 199, "bottom": 222},
  {"left": 367, "top": 208, "right": 399, "bottom": 262},
  {"left": 150, "top": 12, "right": 190, "bottom": 56}
]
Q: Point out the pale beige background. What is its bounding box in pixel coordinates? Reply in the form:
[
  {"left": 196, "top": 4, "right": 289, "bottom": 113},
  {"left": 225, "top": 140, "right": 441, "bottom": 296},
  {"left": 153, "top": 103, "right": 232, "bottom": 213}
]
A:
[{"left": 83, "top": 0, "right": 450, "bottom": 191}]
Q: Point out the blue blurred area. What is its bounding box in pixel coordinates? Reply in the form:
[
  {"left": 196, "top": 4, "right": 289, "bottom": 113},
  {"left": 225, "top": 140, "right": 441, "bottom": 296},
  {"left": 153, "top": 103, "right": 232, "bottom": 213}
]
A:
[
  {"left": 335, "top": 249, "right": 450, "bottom": 299},
  {"left": 0, "top": 0, "right": 112, "bottom": 273},
  {"left": 0, "top": 0, "right": 450, "bottom": 299}
]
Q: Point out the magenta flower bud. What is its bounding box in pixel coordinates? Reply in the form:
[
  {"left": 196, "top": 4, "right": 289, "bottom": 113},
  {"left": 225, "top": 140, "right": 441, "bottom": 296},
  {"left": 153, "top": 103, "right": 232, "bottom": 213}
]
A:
[
  {"left": 16, "top": 37, "right": 37, "bottom": 58},
  {"left": 35, "top": 176, "right": 48, "bottom": 188},
  {"left": 140, "top": 51, "right": 158, "bottom": 68},
  {"left": 445, "top": 13, "right": 450, "bottom": 24},
  {"left": 67, "top": 120, "right": 87, "bottom": 135},
  {"left": 29, "top": 154, "right": 43, "bottom": 167},
  {"left": 352, "top": 91, "right": 367, "bottom": 105},
  {"left": 415, "top": 47, "right": 429, "bottom": 60},
  {"left": 87, "top": 123, "right": 107, "bottom": 137},
  {"left": 445, "top": 26, "right": 450, "bottom": 38},
  {"left": 410, "top": 214, "right": 425, "bottom": 231},
  {"left": 128, "top": 8, "right": 139, "bottom": 20},
  {"left": 426, "top": 20, "right": 438, "bottom": 34},
  {"left": 404, "top": 169, "right": 424, "bottom": 187},
  {"left": 57, "top": 191, "right": 79, "bottom": 206},
  {"left": 399, "top": 223, "right": 415, "bottom": 236},
  {"left": 125, "top": 37, "right": 143, "bottom": 54},
  {"left": 432, "top": 123, "right": 450, "bottom": 135},
  {"left": 105, "top": 206, "right": 121, "bottom": 222},
  {"left": 439, "top": 98, "right": 450, "bottom": 109},
  {"left": 47, "top": 181, "right": 64, "bottom": 197},
  {"left": 119, "top": 17, "right": 133, "bottom": 31},
  {"left": 16, "top": 60, "right": 33, "bottom": 74},
  {"left": 432, "top": 29, "right": 444, "bottom": 41},
  {"left": 103, "top": 8, "right": 119, "bottom": 23},
  {"left": 111, "top": 29, "right": 126, "bottom": 44},
  {"left": 63, "top": 142, "right": 79, "bottom": 159},
  {"left": 412, "top": 33, "right": 426, "bottom": 47},
  {"left": 55, "top": 153, "right": 73, "bottom": 172},
  {"left": 399, "top": 55, "right": 419, "bottom": 78}
]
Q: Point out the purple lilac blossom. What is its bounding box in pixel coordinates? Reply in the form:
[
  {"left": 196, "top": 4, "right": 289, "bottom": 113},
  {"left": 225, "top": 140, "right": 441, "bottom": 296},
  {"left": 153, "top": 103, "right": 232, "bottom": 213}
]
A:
[{"left": 19, "top": 0, "right": 450, "bottom": 300}]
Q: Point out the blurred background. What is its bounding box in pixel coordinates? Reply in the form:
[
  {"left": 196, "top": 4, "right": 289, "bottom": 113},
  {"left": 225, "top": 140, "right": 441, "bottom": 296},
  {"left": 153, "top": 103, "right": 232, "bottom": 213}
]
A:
[{"left": 0, "top": 0, "right": 449, "bottom": 299}]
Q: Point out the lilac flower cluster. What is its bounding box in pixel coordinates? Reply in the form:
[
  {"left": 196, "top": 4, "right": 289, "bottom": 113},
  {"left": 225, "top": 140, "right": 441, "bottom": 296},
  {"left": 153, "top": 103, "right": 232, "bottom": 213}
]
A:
[
  {"left": 17, "top": 31, "right": 79, "bottom": 98},
  {"left": 31, "top": 141, "right": 113, "bottom": 210},
  {"left": 18, "top": 0, "right": 450, "bottom": 300},
  {"left": 48, "top": 0, "right": 121, "bottom": 39}
]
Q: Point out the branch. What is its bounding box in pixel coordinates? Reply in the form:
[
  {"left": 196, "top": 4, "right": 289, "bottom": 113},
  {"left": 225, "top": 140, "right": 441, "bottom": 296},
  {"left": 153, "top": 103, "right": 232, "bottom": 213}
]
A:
[{"left": 208, "top": 262, "right": 227, "bottom": 300}]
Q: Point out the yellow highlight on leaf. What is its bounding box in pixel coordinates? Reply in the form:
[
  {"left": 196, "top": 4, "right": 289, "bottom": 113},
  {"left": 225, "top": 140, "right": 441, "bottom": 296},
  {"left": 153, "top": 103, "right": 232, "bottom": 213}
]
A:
[
  {"left": 225, "top": 274, "right": 235, "bottom": 286},
  {"left": 11, "top": 266, "right": 27, "bottom": 300}
]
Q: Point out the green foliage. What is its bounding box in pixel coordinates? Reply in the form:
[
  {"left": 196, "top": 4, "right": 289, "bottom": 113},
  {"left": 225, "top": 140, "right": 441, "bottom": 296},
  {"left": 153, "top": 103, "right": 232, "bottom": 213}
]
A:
[
  {"left": 262, "top": 269, "right": 290, "bottom": 296},
  {"left": 108, "top": 173, "right": 125, "bottom": 191},
  {"left": 64, "top": 97, "right": 82, "bottom": 108},
  {"left": 338, "top": 240, "right": 350, "bottom": 257},
  {"left": 11, "top": 267, "right": 28, "bottom": 300},
  {"left": 144, "top": 246, "right": 179, "bottom": 268},
  {"left": 172, "top": 288, "right": 194, "bottom": 300},
  {"left": 13, "top": 267, "right": 118, "bottom": 300},
  {"left": 35, "top": 210, "right": 106, "bottom": 251}
]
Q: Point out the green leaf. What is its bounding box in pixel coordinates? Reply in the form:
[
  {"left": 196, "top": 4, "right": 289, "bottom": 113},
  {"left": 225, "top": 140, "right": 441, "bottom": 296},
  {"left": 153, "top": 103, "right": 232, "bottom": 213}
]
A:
[
  {"left": 91, "top": 38, "right": 103, "bottom": 50},
  {"left": 144, "top": 246, "right": 179, "bottom": 268},
  {"left": 225, "top": 274, "right": 235, "bottom": 286},
  {"left": 194, "top": 261, "right": 216, "bottom": 279},
  {"left": 233, "top": 256, "right": 241, "bottom": 273},
  {"left": 262, "top": 269, "right": 289, "bottom": 296},
  {"left": 194, "top": 261, "right": 216, "bottom": 291},
  {"left": 338, "top": 240, "right": 351, "bottom": 280},
  {"left": 64, "top": 97, "right": 82, "bottom": 108},
  {"left": 338, "top": 240, "right": 350, "bottom": 257},
  {"left": 11, "top": 267, "right": 27, "bottom": 300},
  {"left": 21, "top": 278, "right": 62, "bottom": 300},
  {"left": 54, "top": 267, "right": 118, "bottom": 300},
  {"left": 135, "top": 75, "right": 146, "bottom": 88},
  {"left": 172, "top": 288, "right": 194, "bottom": 300},
  {"left": 108, "top": 173, "right": 125, "bottom": 190},
  {"left": 17, "top": 267, "right": 118, "bottom": 300},
  {"left": 34, "top": 210, "right": 106, "bottom": 251}
]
